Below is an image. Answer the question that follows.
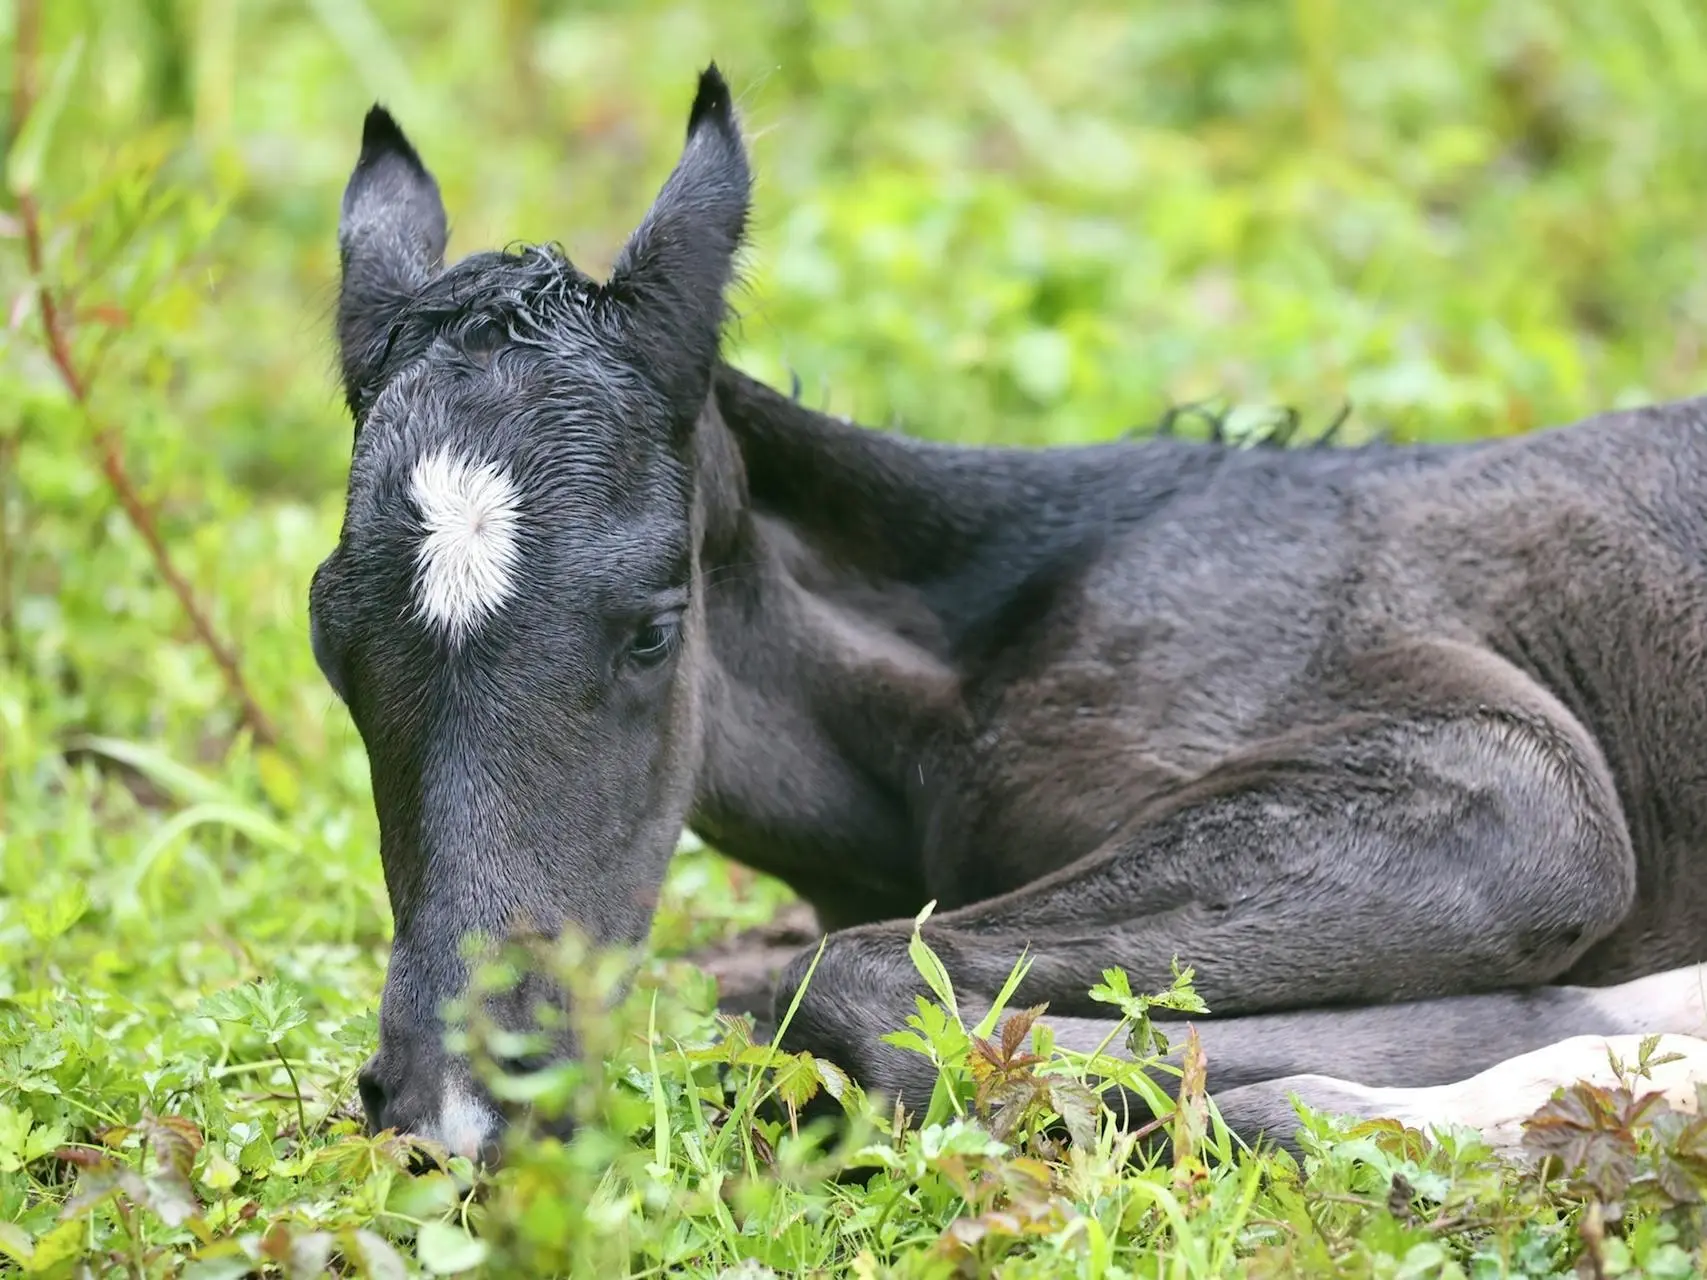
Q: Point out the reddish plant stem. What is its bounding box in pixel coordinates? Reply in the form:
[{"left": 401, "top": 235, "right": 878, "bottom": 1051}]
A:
[
  {"left": 12, "top": 0, "right": 39, "bottom": 132},
  {"left": 10, "top": 0, "right": 277, "bottom": 746}
]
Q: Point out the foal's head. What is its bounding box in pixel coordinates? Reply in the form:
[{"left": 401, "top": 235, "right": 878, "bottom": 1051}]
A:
[{"left": 309, "top": 68, "right": 750, "bottom": 1156}]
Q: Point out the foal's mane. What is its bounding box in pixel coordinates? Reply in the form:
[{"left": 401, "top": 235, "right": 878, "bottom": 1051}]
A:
[{"left": 367, "top": 244, "right": 605, "bottom": 394}]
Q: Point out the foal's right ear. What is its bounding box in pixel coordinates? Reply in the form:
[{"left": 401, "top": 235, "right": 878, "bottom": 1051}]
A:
[
  {"left": 606, "top": 65, "right": 751, "bottom": 414},
  {"left": 336, "top": 106, "right": 448, "bottom": 419}
]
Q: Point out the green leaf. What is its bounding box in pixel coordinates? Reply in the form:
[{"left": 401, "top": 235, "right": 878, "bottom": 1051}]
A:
[
  {"left": 1052, "top": 1080, "right": 1103, "bottom": 1150},
  {"left": 334, "top": 1011, "right": 379, "bottom": 1050},
  {"left": 1086, "top": 962, "right": 1208, "bottom": 1060},
  {"left": 195, "top": 980, "right": 308, "bottom": 1044},
  {"left": 65, "top": 734, "right": 238, "bottom": 808},
  {"left": 1007, "top": 328, "right": 1072, "bottom": 403},
  {"left": 385, "top": 1171, "right": 460, "bottom": 1221},
  {"left": 768, "top": 1050, "right": 825, "bottom": 1113},
  {"left": 972, "top": 949, "right": 1034, "bottom": 1039},
  {"left": 416, "top": 1220, "right": 489, "bottom": 1275},
  {"left": 0, "top": 1104, "right": 32, "bottom": 1172},
  {"left": 23, "top": 1117, "right": 68, "bottom": 1165},
  {"left": 345, "top": 1228, "right": 411, "bottom": 1280},
  {"left": 918, "top": 1120, "right": 1006, "bottom": 1161},
  {"left": 19, "top": 884, "right": 89, "bottom": 945},
  {"left": 6, "top": 35, "right": 84, "bottom": 195},
  {"left": 1643, "top": 1243, "right": 1696, "bottom": 1280},
  {"left": 136, "top": 1170, "right": 200, "bottom": 1227},
  {"left": 879, "top": 1029, "right": 934, "bottom": 1057},
  {"left": 645, "top": 990, "right": 671, "bottom": 1179},
  {"left": 269, "top": 1227, "right": 335, "bottom": 1280},
  {"left": 23, "top": 1220, "right": 83, "bottom": 1273},
  {"left": 1149, "top": 961, "right": 1209, "bottom": 1016},
  {"left": 199, "top": 1148, "right": 241, "bottom": 1192},
  {"left": 0, "top": 1035, "right": 67, "bottom": 1097},
  {"left": 1087, "top": 967, "right": 1138, "bottom": 1017},
  {"left": 0, "top": 1223, "right": 32, "bottom": 1268},
  {"left": 0, "top": 1106, "right": 64, "bottom": 1173},
  {"left": 120, "top": 801, "right": 301, "bottom": 906},
  {"left": 236, "top": 1125, "right": 276, "bottom": 1173},
  {"left": 814, "top": 1057, "right": 854, "bottom": 1106},
  {"left": 906, "top": 901, "right": 959, "bottom": 1024},
  {"left": 255, "top": 746, "right": 302, "bottom": 812},
  {"left": 182, "top": 1257, "right": 258, "bottom": 1280}
]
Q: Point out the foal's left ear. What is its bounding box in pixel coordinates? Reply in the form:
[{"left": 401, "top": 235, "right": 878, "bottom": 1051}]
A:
[
  {"left": 607, "top": 65, "right": 751, "bottom": 412},
  {"left": 336, "top": 106, "right": 449, "bottom": 419}
]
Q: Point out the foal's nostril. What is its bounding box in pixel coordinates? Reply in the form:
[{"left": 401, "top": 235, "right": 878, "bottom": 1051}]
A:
[
  {"left": 357, "top": 1065, "right": 388, "bottom": 1132},
  {"left": 496, "top": 1051, "right": 550, "bottom": 1078}
]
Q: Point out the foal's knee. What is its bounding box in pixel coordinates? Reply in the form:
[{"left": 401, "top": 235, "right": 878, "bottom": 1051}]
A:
[
  {"left": 1492, "top": 795, "right": 1634, "bottom": 980},
  {"left": 774, "top": 927, "right": 915, "bottom": 1042},
  {"left": 772, "top": 927, "right": 941, "bottom": 1110},
  {"left": 1444, "top": 709, "right": 1635, "bottom": 980}
]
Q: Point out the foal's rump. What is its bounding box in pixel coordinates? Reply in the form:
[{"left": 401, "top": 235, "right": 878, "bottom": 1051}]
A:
[{"left": 1032, "top": 963, "right": 1707, "bottom": 1156}]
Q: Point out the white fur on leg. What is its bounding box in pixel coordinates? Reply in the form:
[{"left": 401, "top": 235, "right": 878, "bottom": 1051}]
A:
[
  {"left": 1295, "top": 1033, "right": 1707, "bottom": 1159},
  {"left": 1584, "top": 964, "right": 1707, "bottom": 1037},
  {"left": 1283, "top": 965, "right": 1707, "bottom": 1159}
]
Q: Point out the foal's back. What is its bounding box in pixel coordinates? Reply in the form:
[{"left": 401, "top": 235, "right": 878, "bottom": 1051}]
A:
[{"left": 1001, "top": 397, "right": 1707, "bottom": 980}]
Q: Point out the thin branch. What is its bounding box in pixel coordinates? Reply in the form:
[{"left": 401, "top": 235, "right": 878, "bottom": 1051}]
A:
[{"left": 9, "top": 0, "right": 277, "bottom": 746}]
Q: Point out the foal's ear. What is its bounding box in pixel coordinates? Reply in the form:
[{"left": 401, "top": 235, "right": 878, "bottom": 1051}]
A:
[
  {"left": 336, "top": 106, "right": 448, "bottom": 418},
  {"left": 607, "top": 65, "right": 751, "bottom": 411}
]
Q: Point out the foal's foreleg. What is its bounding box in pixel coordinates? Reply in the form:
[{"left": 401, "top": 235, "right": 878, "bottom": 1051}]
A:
[{"left": 776, "top": 679, "right": 1639, "bottom": 1130}]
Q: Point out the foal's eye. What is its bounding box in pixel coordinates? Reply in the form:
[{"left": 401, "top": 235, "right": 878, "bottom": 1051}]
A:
[{"left": 628, "top": 617, "right": 680, "bottom": 668}]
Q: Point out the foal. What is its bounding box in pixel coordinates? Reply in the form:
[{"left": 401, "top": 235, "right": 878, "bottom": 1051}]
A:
[{"left": 312, "top": 66, "right": 1707, "bottom": 1160}]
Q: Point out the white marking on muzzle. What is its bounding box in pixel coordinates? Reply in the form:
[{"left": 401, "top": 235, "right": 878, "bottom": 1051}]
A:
[
  {"left": 433, "top": 1083, "right": 501, "bottom": 1161},
  {"left": 409, "top": 448, "right": 523, "bottom": 642}
]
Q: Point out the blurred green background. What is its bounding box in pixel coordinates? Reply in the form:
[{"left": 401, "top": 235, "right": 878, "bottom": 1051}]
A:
[{"left": 7, "top": 0, "right": 1707, "bottom": 1158}]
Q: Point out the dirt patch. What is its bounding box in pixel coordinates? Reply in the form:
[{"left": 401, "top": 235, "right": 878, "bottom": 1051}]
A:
[{"left": 680, "top": 900, "right": 821, "bottom": 1017}]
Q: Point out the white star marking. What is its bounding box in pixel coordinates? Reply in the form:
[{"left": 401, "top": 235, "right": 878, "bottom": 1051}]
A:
[{"left": 408, "top": 448, "right": 523, "bottom": 642}]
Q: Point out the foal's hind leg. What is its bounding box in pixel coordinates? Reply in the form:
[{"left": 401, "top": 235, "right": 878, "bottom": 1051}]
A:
[
  {"left": 774, "top": 644, "right": 1641, "bottom": 1135},
  {"left": 1211, "top": 967, "right": 1707, "bottom": 1157},
  {"left": 1034, "top": 965, "right": 1707, "bottom": 1153},
  {"left": 1216, "top": 1031, "right": 1707, "bottom": 1160}
]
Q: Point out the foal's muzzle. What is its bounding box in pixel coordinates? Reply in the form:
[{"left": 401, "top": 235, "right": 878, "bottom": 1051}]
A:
[{"left": 358, "top": 1048, "right": 505, "bottom": 1164}]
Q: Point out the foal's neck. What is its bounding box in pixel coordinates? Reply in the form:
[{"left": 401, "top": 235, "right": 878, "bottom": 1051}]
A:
[{"left": 686, "top": 365, "right": 1217, "bottom": 927}]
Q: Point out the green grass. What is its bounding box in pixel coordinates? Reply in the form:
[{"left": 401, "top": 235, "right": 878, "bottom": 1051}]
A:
[{"left": 8, "top": 0, "right": 1707, "bottom": 1274}]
